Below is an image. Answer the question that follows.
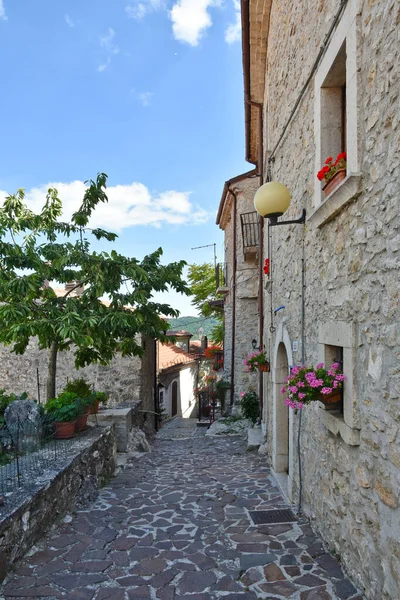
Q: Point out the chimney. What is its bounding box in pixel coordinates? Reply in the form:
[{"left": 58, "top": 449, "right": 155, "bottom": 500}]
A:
[
  {"left": 65, "top": 281, "right": 84, "bottom": 296},
  {"left": 201, "top": 336, "right": 208, "bottom": 352}
]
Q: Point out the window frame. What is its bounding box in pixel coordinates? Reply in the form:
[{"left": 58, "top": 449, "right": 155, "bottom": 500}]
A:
[{"left": 310, "top": 0, "right": 362, "bottom": 227}]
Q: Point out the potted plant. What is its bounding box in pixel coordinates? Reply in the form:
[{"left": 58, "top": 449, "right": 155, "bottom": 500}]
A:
[
  {"left": 45, "top": 394, "right": 80, "bottom": 439},
  {"left": 281, "top": 362, "right": 345, "bottom": 410},
  {"left": 75, "top": 397, "right": 90, "bottom": 432},
  {"left": 244, "top": 350, "right": 270, "bottom": 373},
  {"left": 317, "top": 152, "right": 347, "bottom": 196},
  {"left": 88, "top": 391, "right": 108, "bottom": 414},
  {"left": 240, "top": 390, "right": 259, "bottom": 424}
]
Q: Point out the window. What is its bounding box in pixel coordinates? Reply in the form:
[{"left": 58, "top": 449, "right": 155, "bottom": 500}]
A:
[
  {"left": 310, "top": 0, "right": 361, "bottom": 228},
  {"left": 320, "top": 42, "right": 346, "bottom": 167},
  {"left": 323, "top": 343, "right": 344, "bottom": 414},
  {"left": 318, "top": 321, "right": 360, "bottom": 446}
]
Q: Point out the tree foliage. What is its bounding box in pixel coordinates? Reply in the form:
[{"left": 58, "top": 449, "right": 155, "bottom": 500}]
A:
[
  {"left": 0, "top": 173, "right": 189, "bottom": 399},
  {"left": 187, "top": 262, "right": 223, "bottom": 343}
]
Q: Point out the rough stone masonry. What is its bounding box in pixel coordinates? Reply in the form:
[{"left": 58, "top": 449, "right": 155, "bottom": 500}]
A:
[{"left": 1, "top": 427, "right": 363, "bottom": 600}]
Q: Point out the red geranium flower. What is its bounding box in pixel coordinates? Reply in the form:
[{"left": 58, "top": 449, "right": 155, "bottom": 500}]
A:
[
  {"left": 325, "top": 157, "right": 333, "bottom": 164},
  {"left": 263, "top": 258, "right": 270, "bottom": 276}
]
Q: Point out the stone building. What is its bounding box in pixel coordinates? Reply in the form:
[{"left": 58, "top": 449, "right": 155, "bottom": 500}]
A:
[
  {"left": 216, "top": 173, "right": 261, "bottom": 406},
  {"left": 217, "top": 1, "right": 400, "bottom": 598}
]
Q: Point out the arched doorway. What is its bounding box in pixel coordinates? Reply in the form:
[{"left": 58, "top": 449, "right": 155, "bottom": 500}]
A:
[
  {"left": 272, "top": 342, "right": 290, "bottom": 473},
  {"left": 171, "top": 381, "right": 178, "bottom": 416}
]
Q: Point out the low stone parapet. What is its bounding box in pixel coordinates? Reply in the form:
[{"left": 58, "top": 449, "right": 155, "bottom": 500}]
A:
[{"left": 0, "top": 425, "right": 116, "bottom": 582}]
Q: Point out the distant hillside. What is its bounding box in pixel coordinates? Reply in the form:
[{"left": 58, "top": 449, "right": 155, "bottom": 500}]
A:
[{"left": 167, "top": 316, "right": 218, "bottom": 340}]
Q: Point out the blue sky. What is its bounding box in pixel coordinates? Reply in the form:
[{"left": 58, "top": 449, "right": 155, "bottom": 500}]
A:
[{"left": 0, "top": 0, "right": 248, "bottom": 315}]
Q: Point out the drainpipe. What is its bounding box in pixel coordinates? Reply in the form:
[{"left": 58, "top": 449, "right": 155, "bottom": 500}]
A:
[
  {"left": 153, "top": 338, "right": 158, "bottom": 431},
  {"left": 230, "top": 190, "right": 238, "bottom": 406},
  {"left": 245, "top": 97, "right": 264, "bottom": 418}
]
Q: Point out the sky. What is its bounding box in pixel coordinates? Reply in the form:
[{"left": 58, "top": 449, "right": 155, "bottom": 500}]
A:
[{"left": 0, "top": 0, "right": 249, "bottom": 316}]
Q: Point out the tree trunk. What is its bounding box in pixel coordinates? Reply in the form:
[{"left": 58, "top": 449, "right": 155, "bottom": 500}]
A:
[{"left": 46, "top": 340, "right": 59, "bottom": 401}]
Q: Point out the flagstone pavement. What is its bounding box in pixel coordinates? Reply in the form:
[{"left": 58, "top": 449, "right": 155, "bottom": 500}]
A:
[{"left": 1, "top": 419, "right": 364, "bottom": 600}]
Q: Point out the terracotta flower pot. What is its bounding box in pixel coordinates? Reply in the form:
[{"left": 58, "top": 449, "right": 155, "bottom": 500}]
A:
[
  {"left": 322, "top": 169, "right": 346, "bottom": 196},
  {"left": 318, "top": 390, "right": 342, "bottom": 407},
  {"left": 258, "top": 362, "right": 270, "bottom": 373},
  {"left": 75, "top": 412, "right": 89, "bottom": 432},
  {"left": 87, "top": 400, "right": 100, "bottom": 414},
  {"left": 53, "top": 421, "right": 76, "bottom": 439}
]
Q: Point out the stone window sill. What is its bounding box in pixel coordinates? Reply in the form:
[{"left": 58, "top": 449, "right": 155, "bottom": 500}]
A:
[
  {"left": 319, "top": 406, "right": 360, "bottom": 446},
  {"left": 309, "top": 173, "right": 362, "bottom": 228}
]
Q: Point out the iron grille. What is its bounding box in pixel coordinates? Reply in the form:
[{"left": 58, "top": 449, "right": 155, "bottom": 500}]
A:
[
  {"left": 249, "top": 509, "right": 297, "bottom": 524},
  {"left": 240, "top": 211, "right": 259, "bottom": 250}
]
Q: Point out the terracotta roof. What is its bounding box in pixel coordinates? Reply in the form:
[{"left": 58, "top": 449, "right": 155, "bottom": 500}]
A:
[
  {"left": 166, "top": 330, "right": 193, "bottom": 338},
  {"left": 158, "top": 342, "right": 200, "bottom": 372}
]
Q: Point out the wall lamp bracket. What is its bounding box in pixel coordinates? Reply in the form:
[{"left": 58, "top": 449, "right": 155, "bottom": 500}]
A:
[
  {"left": 268, "top": 208, "right": 306, "bottom": 227},
  {"left": 251, "top": 339, "right": 261, "bottom": 351}
]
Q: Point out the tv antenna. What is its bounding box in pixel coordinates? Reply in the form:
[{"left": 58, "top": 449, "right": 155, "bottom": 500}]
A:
[{"left": 191, "top": 243, "right": 217, "bottom": 269}]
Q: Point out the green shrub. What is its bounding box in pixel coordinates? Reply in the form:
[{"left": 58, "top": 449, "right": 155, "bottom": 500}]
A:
[
  {"left": 216, "top": 379, "right": 231, "bottom": 415},
  {"left": 93, "top": 391, "right": 108, "bottom": 404},
  {"left": 240, "top": 390, "right": 259, "bottom": 424},
  {"left": 63, "top": 378, "right": 93, "bottom": 398}
]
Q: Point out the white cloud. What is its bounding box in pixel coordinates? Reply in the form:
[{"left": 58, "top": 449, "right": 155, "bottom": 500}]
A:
[
  {"left": 99, "top": 27, "right": 119, "bottom": 54},
  {"left": 170, "top": 0, "right": 217, "bottom": 46},
  {"left": 125, "top": 0, "right": 163, "bottom": 21},
  {"left": 64, "top": 14, "right": 74, "bottom": 28},
  {"left": 0, "top": 181, "right": 209, "bottom": 231},
  {"left": 0, "top": 0, "right": 7, "bottom": 21},
  {"left": 97, "top": 28, "right": 119, "bottom": 72},
  {"left": 137, "top": 91, "right": 154, "bottom": 107},
  {"left": 97, "top": 58, "right": 111, "bottom": 72},
  {"left": 225, "top": 0, "right": 241, "bottom": 44}
]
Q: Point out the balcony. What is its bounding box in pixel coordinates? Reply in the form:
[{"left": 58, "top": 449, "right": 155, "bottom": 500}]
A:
[
  {"left": 240, "top": 211, "right": 260, "bottom": 261},
  {"left": 216, "top": 263, "right": 229, "bottom": 294}
]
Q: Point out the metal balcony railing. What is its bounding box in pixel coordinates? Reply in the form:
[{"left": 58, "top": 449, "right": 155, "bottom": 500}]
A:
[{"left": 240, "top": 211, "right": 260, "bottom": 251}]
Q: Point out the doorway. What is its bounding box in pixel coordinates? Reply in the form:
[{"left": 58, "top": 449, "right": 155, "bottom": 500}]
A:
[
  {"left": 272, "top": 342, "right": 290, "bottom": 474},
  {"left": 171, "top": 381, "right": 178, "bottom": 416}
]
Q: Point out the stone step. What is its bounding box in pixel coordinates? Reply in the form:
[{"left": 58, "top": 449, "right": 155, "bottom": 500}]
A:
[{"left": 247, "top": 426, "right": 262, "bottom": 451}]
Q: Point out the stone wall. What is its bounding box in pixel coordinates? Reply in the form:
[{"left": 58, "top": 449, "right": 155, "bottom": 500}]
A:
[
  {"left": 220, "top": 178, "right": 261, "bottom": 404},
  {"left": 258, "top": 1, "right": 400, "bottom": 598},
  {"left": 0, "top": 426, "right": 116, "bottom": 581},
  {"left": 0, "top": 334, "right": 155, "bottom": 410}
]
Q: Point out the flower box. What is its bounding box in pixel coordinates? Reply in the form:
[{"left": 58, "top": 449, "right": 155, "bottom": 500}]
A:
[
  {"left": 282, "top": 362, "right": 345, "bottom": 410},
  {"left": 318, "top": 390, "right": 342, "bottom": 408},
  {"left": 322, "top": 169, "right": 346, "bottom": 196}
]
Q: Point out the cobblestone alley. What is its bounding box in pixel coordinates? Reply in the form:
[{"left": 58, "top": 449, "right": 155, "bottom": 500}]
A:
[{"left": 1, "top": 420, "right": 364, "bottom": 600}]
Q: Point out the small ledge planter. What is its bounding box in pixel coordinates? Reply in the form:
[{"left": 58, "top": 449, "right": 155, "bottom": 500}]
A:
[
  {"left": 53, "top": 421, "right": 76, "bottom": 439},
  {"left": 322, "top": 169, "right": 346, "bottom": 196},
  {"left": 318, "top": 390, "right": 342, "bottom": 408},
  {"left": 75, "top": 412, "right": 89, "bottom": 432},
  {"left": 88, "top": 400, "right": 100, "bottom": 415}
]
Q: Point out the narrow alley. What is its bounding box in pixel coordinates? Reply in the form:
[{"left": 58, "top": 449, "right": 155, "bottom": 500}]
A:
[{"left": 2, "top": 421, "right": 363, "bottom": 600}]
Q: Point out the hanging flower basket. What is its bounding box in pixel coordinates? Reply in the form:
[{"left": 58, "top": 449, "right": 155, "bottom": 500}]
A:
[
  {"left": 244, "top": 350, "right": 270, "bottom": 373},
  {"left": 258, "top": 362, "right": 270, "bottom": 373}
]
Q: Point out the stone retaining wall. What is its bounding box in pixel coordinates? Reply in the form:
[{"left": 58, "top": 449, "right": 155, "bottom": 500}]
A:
[{"left": 0, "top": 426, "right": 116, "bottom": 582}]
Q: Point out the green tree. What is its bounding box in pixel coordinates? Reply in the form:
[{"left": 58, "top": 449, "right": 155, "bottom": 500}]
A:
[
  {"left": 187, "top": 262, "right": 223, "bottom": 343},
  {"left": 0, "top": 174, "right": 189, "bottom": 400}
]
